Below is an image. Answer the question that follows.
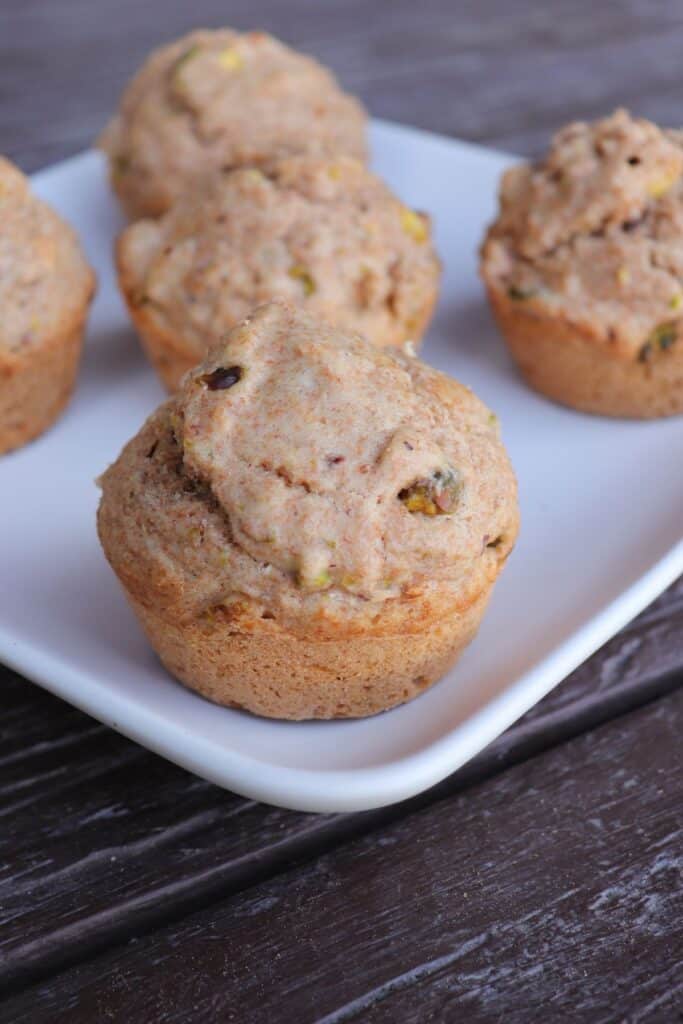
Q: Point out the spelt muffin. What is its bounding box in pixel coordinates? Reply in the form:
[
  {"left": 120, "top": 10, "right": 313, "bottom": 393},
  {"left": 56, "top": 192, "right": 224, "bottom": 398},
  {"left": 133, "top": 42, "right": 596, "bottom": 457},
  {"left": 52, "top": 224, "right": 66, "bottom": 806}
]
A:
[
  {"left": 0, "top": 157, "right": 96, "bottom": 455},
  {"left": 481, "top": 109, "right": 683, "bottom": 418},
  {"left": 99, "top": 28, "right": 368, "bottom": 220},
  {"left": 97, "top": 302, "right": 518, "bottom": 720},
  {"left": 117, "top": 156, "right": 441, "bottom": 390}
]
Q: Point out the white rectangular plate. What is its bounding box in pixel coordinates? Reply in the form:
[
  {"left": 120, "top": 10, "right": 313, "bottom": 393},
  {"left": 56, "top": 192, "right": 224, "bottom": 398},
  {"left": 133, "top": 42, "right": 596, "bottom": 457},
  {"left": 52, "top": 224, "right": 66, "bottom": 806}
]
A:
[{"left": 1, "top": 121, "right": 681, "bottom": 813}]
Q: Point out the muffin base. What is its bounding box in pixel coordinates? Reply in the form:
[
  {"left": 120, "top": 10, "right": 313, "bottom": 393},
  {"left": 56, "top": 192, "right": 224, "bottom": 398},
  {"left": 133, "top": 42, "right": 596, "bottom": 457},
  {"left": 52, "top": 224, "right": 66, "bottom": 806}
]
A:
[
  {"left": 0, "top": 319, "right": 86, "bottom": 455},
  {"left": 487, "top": 287, "right": 683, "bottom": 419},
  {"left": 125, "top": 584, "right": 493, "bottom": 720}
]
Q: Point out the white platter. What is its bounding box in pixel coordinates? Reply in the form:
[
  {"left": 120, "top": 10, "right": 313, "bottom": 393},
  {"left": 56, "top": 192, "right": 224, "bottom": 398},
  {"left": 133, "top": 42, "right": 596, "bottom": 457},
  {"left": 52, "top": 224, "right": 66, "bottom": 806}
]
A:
[{"left": 1, "top": 121, "right": 681, "bottom": 813}]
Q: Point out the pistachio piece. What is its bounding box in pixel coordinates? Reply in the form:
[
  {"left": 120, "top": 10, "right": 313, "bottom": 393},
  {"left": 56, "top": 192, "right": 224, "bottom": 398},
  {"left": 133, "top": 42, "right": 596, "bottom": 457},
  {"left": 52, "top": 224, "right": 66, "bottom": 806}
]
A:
[
  {"left": 647, "top": 171, "right": 679, "bottom": 199},
  {"left": 507, "top": 284, "right": 538, "bottom": 301},
  {"left": 218, "top": 47, "right": 244, "bottom": 71},
  {"left": 639, "top": 321, "right": 678, "bottom": 362},
  {"left": 616, "top": 266, "right": 631, "bottom": 287},
  {"left": 288, "top": 264, "right": 316, "bottom": 296},
  {"left": 200, "top": 365, "right": 243, "bottom": 390},
  {"left": 298, "top": 567, "right": 331, "bottom": 591},
  {"left": 112, "top": 154, "right": 130, "bottom": 179},
  {"left": 398, "top": 467, "right": 464, "bottom": 516},
  {"left": 670, "top": 293, "right": 683, "bottom": 311},
  {"left": 243, "top": 168, "right": 266, "bottom": 184},
  {"left": 400, "top": 207, "right": 428, "bottom": 243},
  {"left": 172, "top": 45, "right": 201, "bottom": 79}
]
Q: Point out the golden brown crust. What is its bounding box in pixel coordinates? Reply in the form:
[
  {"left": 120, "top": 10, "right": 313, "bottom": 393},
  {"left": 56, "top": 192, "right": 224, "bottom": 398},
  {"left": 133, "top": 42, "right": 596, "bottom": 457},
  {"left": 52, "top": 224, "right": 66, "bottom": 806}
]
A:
[
  {"left": 123, "top": 576, "right": 495, "bottom": 719},
  {"left": 485, "top": 283, "right": 683, "bottom": 418},
  {"left": 98, "top": 396, "right": 513, "bottom": 718},
  {"left": 0, "top": 309, "right": 91, "bottom": 455},
  {"left": 480, "top": 109, "right": 683, "bottom": 419},
  {"left": 98, "top": 303, "right": 519, "bottom": 719},
  {"left": 0, "top": 155, "right": 96, "bottom": 452}
]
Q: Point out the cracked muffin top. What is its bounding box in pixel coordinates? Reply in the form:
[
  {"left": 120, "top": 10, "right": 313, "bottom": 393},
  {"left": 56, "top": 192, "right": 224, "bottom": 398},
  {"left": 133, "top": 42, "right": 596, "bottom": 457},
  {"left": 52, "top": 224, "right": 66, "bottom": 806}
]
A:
[
  {"left": 99, "top": 28, "right": 368, "bottom": 219},
  {"left": 98, "top": 303, "right": 518, "bottom": 633},
  {"left": 117, "top": 155, "right": 440, "bottom": 357},
  {"left": 481, "top": 109, "right": 683, "bottom": 360},
  {"left": 0, "top": 157, "right": 95, "bottom": 359}
]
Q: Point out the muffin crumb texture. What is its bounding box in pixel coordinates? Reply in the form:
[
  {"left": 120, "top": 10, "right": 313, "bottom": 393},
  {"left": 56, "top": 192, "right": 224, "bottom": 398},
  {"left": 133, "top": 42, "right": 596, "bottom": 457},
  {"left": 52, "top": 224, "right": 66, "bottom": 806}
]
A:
[
  {"left": 117, "top": 155, "right": 440, "bottom": 389},
  {"left": 481, "top": 109, "right": 683, "bottom": 417},
  {"left": 100, "top": 28, "right": 368, "bottom": 219},
  {"left": 98, "top": 303, "right": 518, "bottom": 718},
  {"left": 0, "top": 156, "right": 95, "bottom": 453}
]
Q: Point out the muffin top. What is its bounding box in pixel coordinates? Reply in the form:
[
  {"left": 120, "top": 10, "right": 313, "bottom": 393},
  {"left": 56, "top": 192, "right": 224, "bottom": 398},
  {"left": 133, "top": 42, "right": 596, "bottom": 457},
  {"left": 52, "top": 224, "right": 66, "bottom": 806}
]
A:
[
  {"left": 0, "top": 157, "right": 95, "bottom": 359},
  {"left": 98, "top": 303, "right": 517, "bottom": 634},
  {"left": 118, "top": 155, "right": 440, "bottom": 358},
  {"left": 482, "top": 109, "right": 683, "bottom": 360},
  {"left": 100, "top": 29, "right": 368, "bottom": 219}
]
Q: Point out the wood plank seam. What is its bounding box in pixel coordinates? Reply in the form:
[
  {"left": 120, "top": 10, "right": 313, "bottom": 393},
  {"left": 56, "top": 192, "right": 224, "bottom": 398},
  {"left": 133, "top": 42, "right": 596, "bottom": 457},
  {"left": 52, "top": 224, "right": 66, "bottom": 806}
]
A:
[{"left": 2, "top": 665, "right": 681, "bottom": 1001}]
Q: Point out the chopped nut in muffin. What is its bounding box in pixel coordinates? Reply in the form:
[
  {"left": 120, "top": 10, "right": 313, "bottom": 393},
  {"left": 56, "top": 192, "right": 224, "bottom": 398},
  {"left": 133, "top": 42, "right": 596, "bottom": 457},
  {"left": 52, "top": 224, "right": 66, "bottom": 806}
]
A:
[
  {"left": 117, "top": 155, "right": 440, "bottom": 390},
  {"left": 98, "top": 303, "right": 518, "bottom": 719},
  {"left": 481, "top": 109, "right": 683, "bottom": 418},
  {"left": 99, "top": 28, "right": 368, "bottom": 219}
]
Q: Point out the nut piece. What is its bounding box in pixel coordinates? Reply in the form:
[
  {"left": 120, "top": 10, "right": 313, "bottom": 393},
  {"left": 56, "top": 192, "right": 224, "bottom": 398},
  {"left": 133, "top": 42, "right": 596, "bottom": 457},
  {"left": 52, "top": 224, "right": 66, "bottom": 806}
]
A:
[
  {"left": 398, "top": 467, "right": 464, "bottom": 515},
  {"left": 200, "top": 365, "right": 243, "bottom": 390}
]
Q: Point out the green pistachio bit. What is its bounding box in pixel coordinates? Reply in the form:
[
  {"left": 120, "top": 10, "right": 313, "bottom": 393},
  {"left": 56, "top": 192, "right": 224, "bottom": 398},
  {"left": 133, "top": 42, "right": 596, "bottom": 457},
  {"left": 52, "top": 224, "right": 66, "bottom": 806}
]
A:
[
  {"left": 113, "top": 154, "right": 130, "bottom": 179},
  {"left": 298, "top": 568, "right": 331, "bottom": 590},
  {"left": 400, "top": 208, "right": 428, "bottom": 243},
  {"left": 639, "top": 321, "right": 678, "bottom": 362},
  {"left": 173, "top": 45, "right": 201, "bottom": 79},
  {"left": 507, "top": 284, "right": 538, "bottom": 301},
  {"left": 288, "top": 264, "right": 316, "bottom": 296},
  {"left": 218, "top": 47, "right": 244, "bottom": 72},
  {"left": 399, "top": 467, "right": 463, "bottom": 516}
]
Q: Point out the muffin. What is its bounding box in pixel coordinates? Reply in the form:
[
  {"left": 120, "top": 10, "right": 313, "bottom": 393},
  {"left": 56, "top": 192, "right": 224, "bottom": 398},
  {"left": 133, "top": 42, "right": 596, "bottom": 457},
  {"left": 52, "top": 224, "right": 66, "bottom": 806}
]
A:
[
  {"left": 98, "top": 302, "right": 518, "bottom": 720},
  {"left": 99, "top": 28, "right": 368, "bottom": 220},
  {"left": 0, "top": 157, "right": 96, "bottom": 455},
  {"left": 116, "top": 156, "right": 441, "bottom": 390},
  {"left": 481, "top": 109, "right": 683, "bottom": 418}
]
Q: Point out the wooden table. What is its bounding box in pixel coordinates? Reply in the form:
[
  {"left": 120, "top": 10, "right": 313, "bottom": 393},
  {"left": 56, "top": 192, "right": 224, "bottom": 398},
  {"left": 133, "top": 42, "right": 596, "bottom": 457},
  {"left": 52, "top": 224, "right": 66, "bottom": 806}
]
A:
[{"left": 1, "top": 3, "right": 682, "bottom": 1020}]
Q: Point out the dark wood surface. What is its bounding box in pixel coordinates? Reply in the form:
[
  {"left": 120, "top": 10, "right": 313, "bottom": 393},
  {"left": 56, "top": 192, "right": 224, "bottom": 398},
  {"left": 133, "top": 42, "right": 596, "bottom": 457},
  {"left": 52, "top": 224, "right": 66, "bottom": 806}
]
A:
[
  {"left": 3, "top": 690, "right": 682, "bottom": 1023},
  {"left": 1, "top": 2, "right": 682, "bottom": 1020}
]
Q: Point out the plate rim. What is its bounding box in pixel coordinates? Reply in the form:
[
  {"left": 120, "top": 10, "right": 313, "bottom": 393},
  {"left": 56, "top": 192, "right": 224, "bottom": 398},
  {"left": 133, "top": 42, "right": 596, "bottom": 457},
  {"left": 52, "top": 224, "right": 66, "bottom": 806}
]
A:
[
  {"left": 1, "top": 535, "right": 681, "bottom": 813},
  {"left": 3, "top": 127, "right": 682, "bottom": 813}
]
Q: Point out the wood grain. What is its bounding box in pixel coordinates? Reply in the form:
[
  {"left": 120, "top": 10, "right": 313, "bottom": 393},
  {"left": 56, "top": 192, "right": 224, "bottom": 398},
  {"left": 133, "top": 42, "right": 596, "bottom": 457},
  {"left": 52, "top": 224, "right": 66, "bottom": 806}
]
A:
[
  {"left": 5, "top": 0, "right": 683, "bottom": 169},
  {"left": 1, "top": 576, "right": 681, "bottom": 995},
  {"left": 3, "top": 691, "right": 681, "bottom": 1023}
]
